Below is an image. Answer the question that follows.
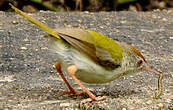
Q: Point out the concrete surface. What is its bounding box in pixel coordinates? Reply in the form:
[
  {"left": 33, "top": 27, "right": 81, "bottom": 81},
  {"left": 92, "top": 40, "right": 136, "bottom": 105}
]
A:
[{"left": 0, "top": 10, "right": 173, "bottom": 110}]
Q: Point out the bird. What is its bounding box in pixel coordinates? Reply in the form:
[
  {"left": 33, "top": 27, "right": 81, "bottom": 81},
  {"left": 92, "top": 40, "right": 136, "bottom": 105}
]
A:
[{"left": 10, "top": 3, "right": 163, "bottom": 103}]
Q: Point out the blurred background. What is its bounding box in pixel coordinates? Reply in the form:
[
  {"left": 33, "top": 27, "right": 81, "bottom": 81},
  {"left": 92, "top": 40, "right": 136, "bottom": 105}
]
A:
[{"left": 1, "top": 0, "right": 173, "bottom": 12}]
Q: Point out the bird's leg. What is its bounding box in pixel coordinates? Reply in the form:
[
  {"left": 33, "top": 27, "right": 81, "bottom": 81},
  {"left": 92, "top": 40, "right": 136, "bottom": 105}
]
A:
[
  {"left": 67, "top": 65, "right": 106, "bottom": 103},
  {"left": 55, "top": 62, "right": 84, "bottom": 96}
]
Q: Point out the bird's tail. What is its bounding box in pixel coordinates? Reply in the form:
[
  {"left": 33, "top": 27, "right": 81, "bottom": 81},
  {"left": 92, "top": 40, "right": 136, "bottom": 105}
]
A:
[{"left": 9, "top": 3, "right": 60, "bottom": 39}]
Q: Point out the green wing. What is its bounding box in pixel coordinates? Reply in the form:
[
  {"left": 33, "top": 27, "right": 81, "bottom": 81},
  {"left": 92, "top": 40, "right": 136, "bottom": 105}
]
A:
[
  {"left": 87, "top": 30, "right": 123, "bottom": 65},
  {"left": 54, "top": 28, "right": 123, "bottom": 69}
]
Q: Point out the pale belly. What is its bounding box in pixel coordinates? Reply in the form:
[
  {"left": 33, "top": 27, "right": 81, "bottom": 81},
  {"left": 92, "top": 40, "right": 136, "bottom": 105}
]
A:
[
  {"left": 59, "top": 52, "right": 118, "bottom": 84},
  {"left": 62, "top": 51, "right": 121, "bottom": 84},
  {"left": 75, "top": 69, "right": 115, "bottom": 84}
]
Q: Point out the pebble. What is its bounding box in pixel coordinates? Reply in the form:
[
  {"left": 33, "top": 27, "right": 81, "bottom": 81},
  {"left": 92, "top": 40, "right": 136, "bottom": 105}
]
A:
[
  {"left": 165, "top": 98, "right": 172, "bottom": 103},
  {"left": 100, "top": 26, "right": 104, "bottom": 29},
  {"left": 146, "top": 100, "right": 152, "bottom": 105},
  {"left": 11, "top": 21, "right": 18, "bottom": 24},
  {"left": 20, "top": 46, "right": 27, "bottom": 50},
  {"left": 60, "top": 102, "right": 70, "bottom": 107},
  {"left": 162, "top": 18, "right": 167, "bottom": 21},
  {"left": 41, "top": 47, "right": 48, "bottom": 50},
  {"left": 120, "top": 20, "right": 127, "bottom": 24},
  {"left": 122, "top": 108, "right": 127, "bottom": 110},
  {"left": 24, "top": 37, "right": 29, "bottom": 42},
  {"left": 36, "top": 68, "right": 40, "bottom": 72},
  {"left": 84, "top": 11, "right": 89, "bottom": 13},
  {"left": 169, "top": 37, "right": 173, "bottom": 39},
  {"left": 0, "top": 75, "right": 16, "bottom": 82},
  {"left": 128, "top": 106, "right": 135, "bottom": 110},
  {"left": 157, "top": 103, "right": 164, "bottom": 108}
]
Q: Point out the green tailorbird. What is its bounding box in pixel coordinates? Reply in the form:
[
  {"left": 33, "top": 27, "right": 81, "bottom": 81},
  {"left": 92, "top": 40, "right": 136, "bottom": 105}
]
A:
[{"left": 10, "top": 4, "right": 163, "bottom": 103}]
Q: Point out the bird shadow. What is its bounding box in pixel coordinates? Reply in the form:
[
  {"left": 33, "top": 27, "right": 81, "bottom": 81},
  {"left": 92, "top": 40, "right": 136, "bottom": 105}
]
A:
[{"left": 47, "top": 86, "right": 140, "bottom": 101}]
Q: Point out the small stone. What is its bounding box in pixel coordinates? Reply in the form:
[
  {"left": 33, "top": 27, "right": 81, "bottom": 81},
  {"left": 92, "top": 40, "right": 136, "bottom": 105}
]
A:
[
  {"left": 24, "top": 37, "right": 29, "bottom": 42},
  {"left": 128, "top": 106, "right": 135, "bottom": 110},
  {"left": 169, "top": 37, "right": 173, "bottom": 39},
  {"left": 60, "top": 102, "right": 70, "bottom": 107},
  {"left": 122, "top": 108, "right": 127, "bottom": 110},
  {"left": 165, "top": 98, "right": 172, "bottom": 103},
  {"left": 0, "top": 75, "right": 16, "bottom": 82},
  {"left": 41, "top": 47, "right": 48, "bottom": 50},
  {"left": 84, "top": 11, "right": 89, "bottom": 13},
  {"left": 157, "top": 103, "right": 164, "bottom": 108},
  {"left": 116, "top": 83, "right": 120, "bottom": 86},
  {"left": 100, "top": 26, "right": 104, "bottom": 29},
  {"left": 11, "top": 21, "right": 18, "bottom": 25},
  {"left": 9, "top": 58, "right": 14, "bottom": 60},
  {"left": 167, "top": 10, "right": 172, "bottom": 14},
  {"left": 78, "top": 19, "right": 82, "bottom": 23},
  {"left": 162, "top": 18, "right": 167, "bottom": 21},
  {"left": 53, "top": 65, "right": 56, "bottom": 68},
  {"left": 129, "top": 75, "right": 134, "bottom": 78},
  {"left": 157, "top": 16, "right": 161, "bottom": 19},
  {"left": 146, "top": 100, "right": 152, "bottom": 105},
  {"left": 36, "top": 68, "right": 40, "bottom": 72},
  {"left": 121, "top": 20, "right": 127, "bottom": 24},
  {"left": 21, "top": 46, "right": 27, "bottom": 50}
]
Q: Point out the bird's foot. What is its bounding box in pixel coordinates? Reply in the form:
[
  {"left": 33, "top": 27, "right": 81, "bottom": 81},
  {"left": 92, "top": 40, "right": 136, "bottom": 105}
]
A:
[
  {"left": 82, "top": 96, "right": 106, "bottom": 103},
  {"left": 67, "top": 65, "right": 106, "bottom": 103}
]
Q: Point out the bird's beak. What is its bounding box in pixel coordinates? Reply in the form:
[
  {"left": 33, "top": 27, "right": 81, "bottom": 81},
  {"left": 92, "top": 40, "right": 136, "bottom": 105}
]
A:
[{"left": 142, "top": 65, "right": 163, "bottom": 98}]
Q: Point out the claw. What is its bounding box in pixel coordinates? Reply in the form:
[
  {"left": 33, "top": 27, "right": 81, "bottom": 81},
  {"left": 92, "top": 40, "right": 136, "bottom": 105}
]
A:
[{"left": 82, "top": 96, "right": 106, "bottom": 103}]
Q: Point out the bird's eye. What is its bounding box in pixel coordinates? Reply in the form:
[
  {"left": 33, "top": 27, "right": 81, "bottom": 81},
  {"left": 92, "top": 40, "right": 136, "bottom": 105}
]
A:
[{"left": 137, "top": 60, "right": 143, "bottom": 67}]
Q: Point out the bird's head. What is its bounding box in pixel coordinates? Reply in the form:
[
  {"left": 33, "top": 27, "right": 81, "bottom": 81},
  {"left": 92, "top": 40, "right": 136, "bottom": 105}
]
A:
[
  {"left": 118, "top": 42, "right": 163, "bottom": 98},
  {"left": 118, "top": 42, "right": 161, "bottom": 76}
]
